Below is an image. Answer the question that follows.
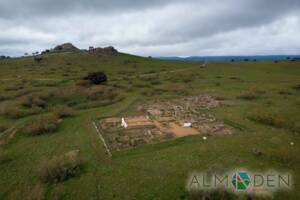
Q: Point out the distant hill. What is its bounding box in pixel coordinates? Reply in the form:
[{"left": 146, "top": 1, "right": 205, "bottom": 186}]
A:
[{"left": 157, "top": 55, "right": 300, "bottom": 62}]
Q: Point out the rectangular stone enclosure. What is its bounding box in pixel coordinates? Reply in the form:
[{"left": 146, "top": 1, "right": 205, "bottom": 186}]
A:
[{"left": 96, "top": 95, "right": 233, "bottom": 151}]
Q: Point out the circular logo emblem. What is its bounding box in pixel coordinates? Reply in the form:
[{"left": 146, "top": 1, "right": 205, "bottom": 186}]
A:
[{"left": 232, "top": 172, "right": 250, "bottom": 190}]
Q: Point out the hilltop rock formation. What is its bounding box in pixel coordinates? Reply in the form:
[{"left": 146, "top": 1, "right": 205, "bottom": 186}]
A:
[
  {"left": 88, "top": 46, "right": 118, "bottom": 55},
  {"left": 41, "top": 43, "right": 80, "bottom": 54},
  {"left": 40, "top": 43, "right": 118, "bottom": 55},
  {"left": 53, "top": 43, "right": 80, "bottom": 52}
]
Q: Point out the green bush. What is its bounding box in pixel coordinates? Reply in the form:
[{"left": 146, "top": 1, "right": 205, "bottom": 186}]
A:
[
  {"left": 248, "top": 110, "right": 285, "bottom": 128},
  {"left": 22, "top": 114, "right": 60, "bottom": 136},
  {"left": 39, "top": 150, "right": 81, "bottom": 183}
]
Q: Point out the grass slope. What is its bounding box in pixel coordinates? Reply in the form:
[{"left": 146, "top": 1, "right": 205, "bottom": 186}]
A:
[{"left": 0, "top": 52, "right": 299, "bottom": 199}]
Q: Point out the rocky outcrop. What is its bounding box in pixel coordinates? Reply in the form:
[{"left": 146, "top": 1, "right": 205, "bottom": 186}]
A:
[
  {"left": 53, "top": 43, "right": 80, "bottom": 52},
  {"left": 88, "top": 46, "right": 118, "bottom": 55},
  {"left": 40, "top": 43, "right": 118, "bottom": 55}
]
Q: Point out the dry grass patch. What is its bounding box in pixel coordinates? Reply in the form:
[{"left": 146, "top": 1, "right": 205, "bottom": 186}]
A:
[
  {"left": 248, "top": 109, "right": 285, "bottom": 128},
  {"left": 238, "top": 87, "right": 265, "bottom": 100}
]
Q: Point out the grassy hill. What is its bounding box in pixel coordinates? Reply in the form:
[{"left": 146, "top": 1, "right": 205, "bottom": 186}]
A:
[{"left": 0, "top": 50, "right": 300, "bottom": 199}]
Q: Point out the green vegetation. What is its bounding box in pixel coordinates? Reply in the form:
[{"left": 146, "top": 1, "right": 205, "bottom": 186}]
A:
[{"left": 0, "top": 51, "right": 299, "bottom": 199}]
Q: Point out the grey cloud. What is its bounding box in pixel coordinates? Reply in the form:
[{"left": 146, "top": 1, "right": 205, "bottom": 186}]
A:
[
  {"left": 0, "top": 0, "right": 299, "bottom": 56},
  {"left": 0, "top": 0, "right": 184, "bottom": 19}
]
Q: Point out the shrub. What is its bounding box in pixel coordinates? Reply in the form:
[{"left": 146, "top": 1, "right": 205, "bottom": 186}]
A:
[
  {"left": 4, "top": 85, "right": 24, "bottom": 91},
  {"left": 52, "top": 106, "right": 75, "bottom": 118},
  {"left": 293, "top": 84, "right": 300, "bottom": 91},
  {"left": 34, "top": 56, "right": 43, "bottom": 63},
  {"left": 248, "top": 110, "right": 285, "bottom": 128},
  {"left": 279, "top": 90, "right": 293, "bottom": 95},
  {"left": 39, "top": 150, "right": 81, "bottom": 183},
  {"left": 182, "top": 78, "right": 192, "bottom": 83},
  {"left": 53, "top": 87, "right": 79, "bottom": 102},
  {"left": 0, "top": 150, "right": 12, "bottom": 165},
  {"left": 0, "top": 94, "right": 10, "bottom": 102},
  {"left": 21, "top": 95, "right": 47, "bottom": 108},
  {"left": 0, "top": 124, "right": 8, "bottom": 133},
  {"left": 150, "top": 80, "right": 162, "bottom": 85},
  {"left": 22, "top": 114, "right": 60, "bottom": 136},
  {"left": 238, "top": 90, "right": 257, "bottom": 100},
  {"left": 83, "top": 72, "right": 107, "bottom": 85},
  {"left": 1, "top": 106, "right": 27, "bottom": 119},
  {"left": 76, "top": 80, "right": 91, "bottom": 87}
]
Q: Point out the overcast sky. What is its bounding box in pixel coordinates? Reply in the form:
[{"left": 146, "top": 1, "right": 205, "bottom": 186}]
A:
[{"left": 0, "top": 0, "right": 300, "bottom": 56}]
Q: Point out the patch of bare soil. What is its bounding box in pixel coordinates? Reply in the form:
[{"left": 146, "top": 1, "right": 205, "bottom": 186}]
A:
[{"left": 153, "top": 120, "right": 198, "bottom": 137}]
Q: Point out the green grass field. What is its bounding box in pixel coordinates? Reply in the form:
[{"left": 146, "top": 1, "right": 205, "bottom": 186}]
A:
[{"left": 0, "top": 51, "right": 299, "bottom": 199}]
